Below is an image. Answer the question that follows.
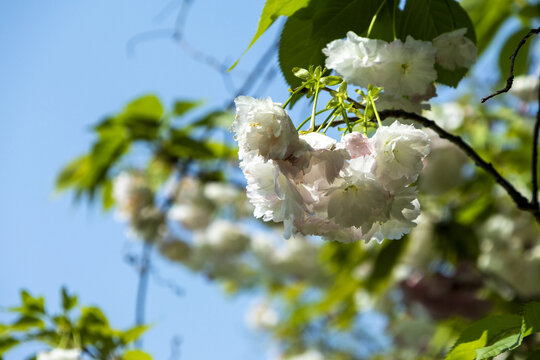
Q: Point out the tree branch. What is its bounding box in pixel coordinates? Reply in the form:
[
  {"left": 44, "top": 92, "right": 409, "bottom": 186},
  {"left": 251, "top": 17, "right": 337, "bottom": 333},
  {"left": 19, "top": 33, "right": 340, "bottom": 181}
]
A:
[
  {"left": 481, "top": 27, "right": 540, "bottom": 103},
  {"left": 320, "top": 108, "right": 540, "bottom": 221},
  {"left": 378, "top": 109, "right": 538, "bottom": 216}
]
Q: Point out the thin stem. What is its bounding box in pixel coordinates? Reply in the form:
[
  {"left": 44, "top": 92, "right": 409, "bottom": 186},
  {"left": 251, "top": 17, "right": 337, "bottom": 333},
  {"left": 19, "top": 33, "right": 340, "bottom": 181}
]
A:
[
  {"left": 283, "top": 85, "right": 305, "bottom": 109},
  {"left": 319, "top": 86, "right": 365, "bottom": 110},
  {"left": 481, "top": 27, "right": 540, "bottom": 103},
  {"left": 316, "top": 108, "right": 338, "bottom": 132},
  {"left": 532, "top": 74, "right": 540, "bottom": 208},
  {"left": 323, "top": 113, "right": 338, "bottom": 134},
  {"left": 368, "top": 93, "right": 382, "bottom": 127},
  {"left": 341, "top": 108, "right": 353, "bottom": 133},
  {"left": 367, "top": 0, "right": 387, "bottom": 38},
  {"left": 135, "top": 241, "right": 153, "bottom": 346},
  {"left": 392, "top": 0, "right": 398, "bottom": 40},
  {"left": 298, "top": 108, "right": 329, "bottom": 131},
  {"left": 309, "top": 86, "right": 320, "bottom": 131}
]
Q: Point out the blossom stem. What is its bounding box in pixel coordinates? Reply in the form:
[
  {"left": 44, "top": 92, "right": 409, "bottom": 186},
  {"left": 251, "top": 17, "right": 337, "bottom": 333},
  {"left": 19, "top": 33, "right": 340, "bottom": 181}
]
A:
[
  {"left": 298, "top": 108, "right": 330, "bottom": 131},
  {"left": 323, "top": 113, "right": 338, "bottom": 134},
  {"left": 367, "top": 0, "right": 387, "bottom": 38},
  {"left": 342, "top": 108, "right": 353, "bottom": 133},
  {"left": 369, "top": 93, "right": 382, "bottom": 127},
  {"left": 283, "top": 86, "right": 304, "bottom": 109},
  {"left": 392, "top": 0, "right": 398, "bottom": 40},
  {"left": 309, "top": 86, "right": 320, "bottom": 131},
  {"left": 316, "top": 108, "right": 338, "bottom": 132}
]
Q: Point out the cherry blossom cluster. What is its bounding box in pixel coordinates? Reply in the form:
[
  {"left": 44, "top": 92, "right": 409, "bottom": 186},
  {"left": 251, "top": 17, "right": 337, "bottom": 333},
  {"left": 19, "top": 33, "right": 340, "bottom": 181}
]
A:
[
  {"left": 323, "top": 29, "right": 477, "bottom": 113},
  {"left": 112, "top": 171, "right": 326, "bottom": 285},
  {"left": 232, "top": 96, "right": 431, "bottom": 243}
]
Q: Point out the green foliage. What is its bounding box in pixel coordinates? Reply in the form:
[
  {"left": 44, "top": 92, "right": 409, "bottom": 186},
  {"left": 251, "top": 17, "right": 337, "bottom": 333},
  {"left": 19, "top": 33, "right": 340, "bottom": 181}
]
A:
[
  {"left": 229, "top": 0, "right": 310, "bottom": 70},
  {"left": 56, "top": 94, "right": 236, "bottom": 208},
  {"left": 123, "top": 349, "right": 153, "bottom": 360},
  {"left": 279, "top": 0, "right": 381, "bottom": 88},
  {"left": 0, "top": 288, "right": 150, "bottom": 359},
  {"left": 446, "top": 303, "right": 540, "bottom": 360}
]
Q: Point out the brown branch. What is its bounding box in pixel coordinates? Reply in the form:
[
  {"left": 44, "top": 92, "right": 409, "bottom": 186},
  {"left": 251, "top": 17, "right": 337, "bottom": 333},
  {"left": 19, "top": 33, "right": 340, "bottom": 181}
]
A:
[
  {"left": 321, "top": 109, "right": 540, "bottom": 221},
  {"left": 378, "top": 109, "right": 538, "bottom": 216},
  {"left": 481, "top": 27, "right": 540, "bottom": 103}
]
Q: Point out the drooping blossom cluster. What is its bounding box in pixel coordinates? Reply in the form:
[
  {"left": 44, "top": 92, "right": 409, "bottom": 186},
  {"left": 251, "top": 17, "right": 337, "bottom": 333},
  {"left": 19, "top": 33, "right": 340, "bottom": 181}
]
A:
[
  {"left": 323, "top": 29, "right": 477, "bottom": 112},
  {"left": 232, "top": 96, "right": 430, "bottom": 243}
]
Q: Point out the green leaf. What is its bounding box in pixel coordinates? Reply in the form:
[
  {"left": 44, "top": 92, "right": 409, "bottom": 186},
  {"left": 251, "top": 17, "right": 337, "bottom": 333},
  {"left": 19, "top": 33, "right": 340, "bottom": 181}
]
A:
[
  {"left": 366, "top": 237, "right": 409, "bottom": 291},
  {"left": 446, "top": 315, "right": 524, "bottom": 360},
  {"left": 124, "top": 95, "right": 163, "bottom": 121},
  {"left": 123, "top": 349, "right": 152, "bottom": 360},
  {"left": 78, "top": 307, "right": 109, "bottom": 329},
  {"left": 498, "top": 27, "right": 532, "bottom": 82},
  {"left": 229, "top": 0, "right": 310, "bottom": 71},
  {"left": 55, "top": 155, "right": 90, "bottom": 192},
  {"left": 61, "top": 287, "right": 78, "bottom": 312},
  {"left": 173, "top": 100, "right": 204, "bottom": 117},
  {"left": 191, "top": 110, "right": 234, "bottom": 129},
  {"left": 279, "top": 0, "right": 389, "bottom": 88},
  {"left": 101, "top": 179, "right": 114, "bottom": 211},
  {"left": 10, "top": 316, "right": 45, "bottom": 331},
  {"left": 524, "top": 302, "right": 540, "bottom": 333},
  {"left": 120, "top": 325, "right": 149, "bottom": 345},
  {"left": 461, "top": 0, "right": 512, "bottom": 53},
  {"left": 20, "top": 291, "right": 45, "bottom": 315},
  {"left": 0, "top": 337, "right": 19, "bottom": 355},
  {"left": 400, "top": 0, "right": 477, "bottom": 87}
]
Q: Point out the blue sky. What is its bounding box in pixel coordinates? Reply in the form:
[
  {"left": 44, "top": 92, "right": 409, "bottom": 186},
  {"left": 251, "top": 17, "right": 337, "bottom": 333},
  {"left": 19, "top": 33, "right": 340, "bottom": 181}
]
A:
[{"left": 0, "top": 1, "right": 289, "bottom": 359}]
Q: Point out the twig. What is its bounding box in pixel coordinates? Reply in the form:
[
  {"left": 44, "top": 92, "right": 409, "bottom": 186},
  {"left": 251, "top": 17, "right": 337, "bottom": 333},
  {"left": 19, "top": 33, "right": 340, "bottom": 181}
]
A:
[
  {"left": 532, "top": 74, "right": 540, "bottom": 208},
  {"left": 135, "top": 241, "right": 152, "bottom": 346},
  {"left": 481, "top": 27, "right": 540, "bottom": 103}
]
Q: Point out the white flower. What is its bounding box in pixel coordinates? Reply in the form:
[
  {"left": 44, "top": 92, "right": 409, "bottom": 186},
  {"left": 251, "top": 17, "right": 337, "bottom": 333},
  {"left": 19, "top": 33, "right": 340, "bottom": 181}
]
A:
[
  {"left": 127, "top": 206, "right": 166, "bottom": 241},
  {"left": 159, "top": 237, "right": 191, "bottom": 262},
  {"left": 323, "top": 31, "right": 386, "bottom": 88},
  {"left": 339, "top": 132, "right": 372, "bottom": 158},
  {"left": 241, "top": 151, "right": 308, "bottom": 237},
  {"left": 232, "top": 96, "right": 302, "bottom": 161},
  {"left": 326, "top": 157, "right": 391, "bottom": 232},
  {"left": 419, "top": 131, "right": 467, "bottom": 195},
  {"left": 195, "top": 220, "right": 250, "bottom": 255},
  {"left": 299, "top": 132, "right": 349, "bottom": 191},
  {"left": 377, "top": 36, "right": 437, "bottom": 97},
  {"left": 112, "top": 172, "right": 153, "bottom": 222},
  {"left": 286, "top": 350, "right": 325, "bottom": 360},
  {"left": 424, "top": 102, "right": 464, "bottom": 131},
  {"left": 364, "top": 193, "right": 421, "bottom": 243},
  {"left": 511, "top": 75, "right": 540, "bottom": 102},
  {"left": 203, "top": 182, "right": 241, "bottom": 205},
  {"left": 433, "top": 28, "right": 477, "bottom": 70},
  {"left": 371, "top": 121, "right": 430, "bottom": 186},
  {"left": 37, "top": 349, "right": 81, "bottom": 360},
  {"left": 246, "top": 301, "right": 279, "bottom": 330},
  {"left": 169, "top": 203, "right": 211, "bottom": 230}
]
